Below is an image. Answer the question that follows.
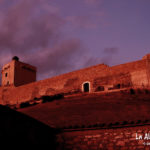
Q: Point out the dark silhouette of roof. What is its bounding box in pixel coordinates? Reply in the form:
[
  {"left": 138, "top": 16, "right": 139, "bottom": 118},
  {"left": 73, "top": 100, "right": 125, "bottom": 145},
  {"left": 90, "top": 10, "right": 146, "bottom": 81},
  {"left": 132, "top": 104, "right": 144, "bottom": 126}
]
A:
[{"left": 0, "top": 105, "right": 58, "bottom": 147}]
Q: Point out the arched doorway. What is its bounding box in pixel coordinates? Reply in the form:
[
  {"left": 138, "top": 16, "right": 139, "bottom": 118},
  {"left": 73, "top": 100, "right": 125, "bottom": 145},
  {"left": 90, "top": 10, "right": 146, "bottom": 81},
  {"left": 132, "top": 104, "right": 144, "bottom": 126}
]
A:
[{"left": 82, "top": 82, "right": 90, "bottom": 92}]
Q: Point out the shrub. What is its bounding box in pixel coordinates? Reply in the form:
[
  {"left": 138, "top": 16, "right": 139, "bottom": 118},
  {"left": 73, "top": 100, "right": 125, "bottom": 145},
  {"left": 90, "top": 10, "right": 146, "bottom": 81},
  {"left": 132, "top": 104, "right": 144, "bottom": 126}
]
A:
[
  {"left": 114, "top": 122, "right": 120, "bottom": 126},
  {"left": 20, "top": 102, "right": 30, "bottom": 108},
  {"left": 144, "top": 120, "right": 149, "bottom": 123},
  {"left": 108, "top": 123, "right": 113, "bottom": 127},
  {"left": 136, "top": 120, "right": 141, "bottom": 124},
  {"left": 137, "top": 89, "right": 142, "bottom": 94},
  {"left": 42, "top": 95, "right": 52, "bottom": 103},
  {"left": 130, "top": 121, "right": 134, "bottom": 124},
  {"left": 122, "top": 121, "right": 128, "bottom": 125},
  {"left": 130, "top": 88, "right": 135, "bottom": 95},
  {"left": 145, "top": 89, "right": 149, "bottom": 94}
]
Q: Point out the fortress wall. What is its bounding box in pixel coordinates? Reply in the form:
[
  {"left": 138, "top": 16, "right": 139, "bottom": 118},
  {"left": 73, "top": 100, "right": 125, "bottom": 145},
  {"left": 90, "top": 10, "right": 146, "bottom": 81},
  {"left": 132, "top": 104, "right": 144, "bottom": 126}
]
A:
[
  {"left": 131, "top": 70, "right": 148, "bottom": 87},
  {"left": 110, "top": 59, "right": 147, "bottom": 73},
  {"left": 57, "top": 126, "right": 150, "bottom": 150},
  {"left": 145, "top": 59, "right": 150, "bottom": 87},
  {"left": 0, "top": 59, "right": 148, "bottom": 105},
  {"left": 0, "top": 64, "right": 109, "bottom": 104},
  {"left": 93, "top": 59, "right": 148, "bottom": 89}
]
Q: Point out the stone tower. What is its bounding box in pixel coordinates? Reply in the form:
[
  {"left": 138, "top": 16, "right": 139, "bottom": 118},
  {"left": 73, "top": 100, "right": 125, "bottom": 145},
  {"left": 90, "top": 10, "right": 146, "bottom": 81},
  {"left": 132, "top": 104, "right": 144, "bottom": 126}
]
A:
[{"left": 1, "top": 56, "right": 36, "bottom": 87}]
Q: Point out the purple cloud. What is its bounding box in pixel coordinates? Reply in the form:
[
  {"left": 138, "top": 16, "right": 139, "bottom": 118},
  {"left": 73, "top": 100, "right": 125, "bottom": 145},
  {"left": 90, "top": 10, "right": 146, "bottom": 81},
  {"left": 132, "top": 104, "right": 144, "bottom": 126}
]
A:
[
  {"left": 84, "top": 0, "right": 103, "bottom": 5},
  {"left": 66, "top": 15, "right": 98, "bottom": 29},
  {"left": 0, "top": 0, "right": 88, "bottom": 80},
  {"left": 102, "top": 47, "right": 119, "bottom": 65},
  {"left": 0, "top": 0, "right": 116, "bottom": 82}
]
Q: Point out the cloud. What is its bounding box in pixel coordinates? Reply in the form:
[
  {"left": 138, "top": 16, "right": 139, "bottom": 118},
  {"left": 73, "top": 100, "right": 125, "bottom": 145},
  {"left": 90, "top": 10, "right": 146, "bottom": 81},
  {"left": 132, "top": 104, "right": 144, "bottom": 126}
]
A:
[
  {"left": 84, "top": 0, "right": 103, "bottom": 5},
  {"left": 24, "top": 38, "right": 85, "bottom": 80},
  {"left": 83, "top": 47, "right": 118, "bottom": 67},
  {"left": 66, "top": 15, "right": 97, "bottom": 29},
  {"left": 102, "top": 47, "right": 119, "bottom": 65},
  {"left": 0, "top": 0, "right": 87, "bottom": 80},
  {"left": 0, "top": 0, "right": 64, "bottom": 54},
  {"left": 103, "top": 47, "right": 118, "bottom": 54},
  {"left": 65, "top": 10, "right": 106, "bottom": 29},
  {"left": 82, "top": 55, "right": 101, "bottom": 68},
  {"left": 0, "top": 0, "right": 107, "bottom": 81},
  {"left": 82, "top": 47, "right": 119, "bottom": 67}
]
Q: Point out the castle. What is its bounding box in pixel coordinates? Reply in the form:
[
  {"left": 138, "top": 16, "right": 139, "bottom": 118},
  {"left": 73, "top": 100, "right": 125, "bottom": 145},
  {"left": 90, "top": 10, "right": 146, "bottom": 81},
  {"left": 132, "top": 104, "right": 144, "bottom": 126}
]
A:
[
  {"left": 1, "top": 54, "right": 150, "bottom": 149},
  {"left": 1, "top": 54, "right": 150, "bottom": 105}
]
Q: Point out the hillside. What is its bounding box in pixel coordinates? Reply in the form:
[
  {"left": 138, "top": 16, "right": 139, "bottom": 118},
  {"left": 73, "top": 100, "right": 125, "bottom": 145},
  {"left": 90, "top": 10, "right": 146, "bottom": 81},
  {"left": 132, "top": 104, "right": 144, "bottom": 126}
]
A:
[{"left": 18, "top": 89, "right": 150, "bottom": 129}]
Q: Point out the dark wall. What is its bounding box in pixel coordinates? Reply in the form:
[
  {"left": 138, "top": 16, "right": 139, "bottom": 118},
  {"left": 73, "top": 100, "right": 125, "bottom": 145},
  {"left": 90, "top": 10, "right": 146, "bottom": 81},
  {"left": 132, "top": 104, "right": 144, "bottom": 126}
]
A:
[{"left": 0, "top": 105, "right": 59, "bottom": 148}]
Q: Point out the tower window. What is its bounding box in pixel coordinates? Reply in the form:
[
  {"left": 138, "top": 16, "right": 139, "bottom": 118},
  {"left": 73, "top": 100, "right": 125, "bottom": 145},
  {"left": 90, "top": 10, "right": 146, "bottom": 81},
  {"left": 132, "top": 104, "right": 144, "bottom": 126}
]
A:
[
  {"left": 7, "top": 81, "right": 9, "bottom": 85},
  {"left": 5, "top": 73, "right": 8, "bottom": 77}
]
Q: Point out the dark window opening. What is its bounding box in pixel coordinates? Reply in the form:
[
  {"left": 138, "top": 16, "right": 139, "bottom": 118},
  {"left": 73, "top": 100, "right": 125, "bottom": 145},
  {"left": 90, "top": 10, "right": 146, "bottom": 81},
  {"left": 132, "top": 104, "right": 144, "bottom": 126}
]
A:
[
  {"left": 108, "top": 87, "right": 113, "bottom": 90},
  {"left": 7, "top": 81, "right": 9, "bottom": 85},
  {"left": 5, "top": 73, "right": 8, "bottom": 77},
  {"left": 96, "top": 86, "right": 104, "bottom": 91},
  {"left": 117, "top": 84, "right": 121, "bottom": 89},
  {"left": 130, "top": 88, "right": 135, "bottom": 95},
  {"left": 83, "top": 82, "right": 90, "bottom": 92},
  {"left": 113, "top": 83, "right": 121, "bottom": 89}
]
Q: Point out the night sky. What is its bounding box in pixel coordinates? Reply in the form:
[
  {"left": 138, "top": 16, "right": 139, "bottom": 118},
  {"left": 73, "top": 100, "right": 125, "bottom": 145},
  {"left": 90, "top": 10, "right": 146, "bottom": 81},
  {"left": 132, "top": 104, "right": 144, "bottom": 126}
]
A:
[{"left": 0, "top": 0, "right": 150, "bottom": 80}]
